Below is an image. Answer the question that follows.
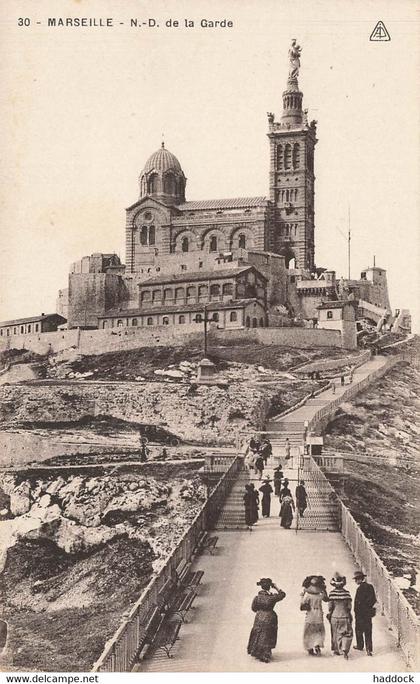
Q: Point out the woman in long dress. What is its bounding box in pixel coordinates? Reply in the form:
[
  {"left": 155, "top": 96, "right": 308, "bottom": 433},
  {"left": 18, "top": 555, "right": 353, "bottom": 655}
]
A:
[
  {"left": 327, "top": 573, "right": 353, "bottom": 659},
  {"left": 247, "top": 578, "right": 286, "bottom": 662},
  {"left": 300, "top": 575, "right": 328, "bottom": 655},
  {"left": 259, "top": 478, "right": 273, "bottom": 517},
  {"left": 279, "top": 494, "right": 295, "bottom": 528}
]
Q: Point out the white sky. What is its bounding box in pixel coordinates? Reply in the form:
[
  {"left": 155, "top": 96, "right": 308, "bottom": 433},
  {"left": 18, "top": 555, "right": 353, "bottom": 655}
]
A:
[{"left": 0, "top": 0, "right": 419, "bottom": 329}]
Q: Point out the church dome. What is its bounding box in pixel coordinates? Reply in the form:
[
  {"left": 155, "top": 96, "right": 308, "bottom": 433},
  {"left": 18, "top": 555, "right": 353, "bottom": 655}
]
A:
[
  {"left": 143, "top": 143, "right": 183, "bottom": 174},
  {"left": 139, "top": 142, "right": 186, "bottom": 205}
]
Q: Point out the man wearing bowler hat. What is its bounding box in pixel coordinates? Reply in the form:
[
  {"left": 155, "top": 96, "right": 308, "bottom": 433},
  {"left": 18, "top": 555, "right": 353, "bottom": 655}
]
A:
[{"left": 353, "top": 570, "right": 377, "bottom": 656}]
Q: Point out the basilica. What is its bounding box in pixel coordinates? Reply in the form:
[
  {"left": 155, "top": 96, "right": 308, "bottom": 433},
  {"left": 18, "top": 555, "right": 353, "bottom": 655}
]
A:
[{"left": 51, "top": 43, "right": 394, "bottom": 348}]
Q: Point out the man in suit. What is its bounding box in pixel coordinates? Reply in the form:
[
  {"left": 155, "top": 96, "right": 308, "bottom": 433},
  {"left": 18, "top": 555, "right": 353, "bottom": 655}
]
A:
[{"left": 353, "top": 570, "right": 377, "bottom": 656}]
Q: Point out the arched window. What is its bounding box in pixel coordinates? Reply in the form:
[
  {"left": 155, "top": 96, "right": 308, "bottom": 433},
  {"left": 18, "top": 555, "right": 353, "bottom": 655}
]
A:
[
  {"left": 238, "top": 233, "right": 246, "bottom": 249},
  {"left": 27, "top": 325, "right": 31, "bottom": 333},
  {"left": 117, "top": 320, "right": 123, "bottom": 327},
  {"left": 140, "top": 226, "right": 148, "bottom": 245},
  {"left": 293, "top": 143, "right": 300, "bottom": 169},
  {"left": 210, "top": 283, "right": 220, "bottom": 297},
  {"left": 230, "top": 311, "right": 238, "bottom": 322},
  {"left": 163, "top": 288, "right": 173, "bottom": 301},
  {"left": 252, "top": 318, "right": 258, "bottom": 328},
  {"left": 181, "top": 236, "right": 189, "bottom": 252},
  {"left": 198, "top": 285, "right": 208, "bottom": 299},
  {"left": 212, "top": 313, "right": 219, "bottom": 322},
  {"left": 277, "top": 144, "right": 283, "bottom": 170},
  {"left": 102, "top": 321, "right": 108, "bottom": 329},
  {"left": 147, "top": 317, "right": 153, "bottom": 326},
  {"left": 20, "top": 326, "right": 24, "bottom": 333},
  {"left": 132, "top": 319, "right": 138, "bottom": 326},
  {"left": 164, "top": 173, "right": 176, "bottom": 194},
  {"left": 148, "top": 225, "right": 155, "bottom": 245},
  {"left": 259, "top": 318, "right": 264, "bottom": 327},
  {"left": 209, "top": 235, "right": 218, "bottom": 252},
  {"left": 246, "top": 316, "right": 251, "bottom": 328},
  {"left": 34, "top": 324, "right": 39, "bottom": 332},
  {"left": 179, "top": 315, "right": 186, "bottom": 324},
  {"left": 141, "top": 290, "right": 151, "bottom": 303},
  {"left": 148, "top": 174, "right": 158, "bottom": 193},
  {"left": 284, "top": 143, "right": 292, "bottom": 170},
  {"left": 152, "top": 290, "right": 160, "bottom": 303},
  {"left": 222, "top": 283, "right": 233, "bottom": 296},
  {"left": 186, "top": 286, "right": 195, "bottom": 299},
  {"left": 162, "top": 317, "right": 169, "bottom": 325},
  {"left": 175, "top": 287, "right": 184, "bottom": 301}
]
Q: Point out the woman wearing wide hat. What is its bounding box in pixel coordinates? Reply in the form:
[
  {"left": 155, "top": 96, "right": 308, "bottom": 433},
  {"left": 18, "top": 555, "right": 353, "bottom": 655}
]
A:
[
  {"left": 327, "top": 572, "right": 353, "bottom": 659},
  {"left": 300, "top": 575, "right": 328, "bottom": 655},
  {"left": 247, "top": 578, "right": 286, "bottom": 662},
  {"left": 259, "top": 477, "right": 273, "bottom": 517}
]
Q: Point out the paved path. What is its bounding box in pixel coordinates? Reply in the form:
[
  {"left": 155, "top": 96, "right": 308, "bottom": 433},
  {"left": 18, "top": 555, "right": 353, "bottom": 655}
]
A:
[{"left": 138, "top": 513, "right": 407, "bottom": 672}]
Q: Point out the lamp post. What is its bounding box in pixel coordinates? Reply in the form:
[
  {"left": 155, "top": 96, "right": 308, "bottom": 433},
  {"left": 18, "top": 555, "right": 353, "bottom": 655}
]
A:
[{"left": 194, "top": 304, "right": 214, "bottom": 357}]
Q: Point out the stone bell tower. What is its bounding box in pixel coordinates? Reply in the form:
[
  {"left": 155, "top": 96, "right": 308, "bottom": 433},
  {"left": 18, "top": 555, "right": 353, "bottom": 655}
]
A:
[{"left": 267, "top": 40, "right": 317, "bottom": 271}]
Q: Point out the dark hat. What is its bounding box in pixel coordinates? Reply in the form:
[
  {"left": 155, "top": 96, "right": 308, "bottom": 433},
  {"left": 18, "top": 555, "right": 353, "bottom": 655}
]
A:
[
  {"left": 331, "top": 572, "right": 347, "bottom": 586},
  {"left": 353, "top": 571, "right": 366, "bottom": 580},
  {"left": 257, "top": 578, "right": 273, "bottom": 588}
]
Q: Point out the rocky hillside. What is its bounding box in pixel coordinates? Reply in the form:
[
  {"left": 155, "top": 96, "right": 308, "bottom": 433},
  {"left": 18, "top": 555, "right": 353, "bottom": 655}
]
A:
[
  {"left": 323, "top": 360, "right": 420, "bottom": 611},
  {"left": 0, "top": 463, "right": 205, "bottom": 671}
]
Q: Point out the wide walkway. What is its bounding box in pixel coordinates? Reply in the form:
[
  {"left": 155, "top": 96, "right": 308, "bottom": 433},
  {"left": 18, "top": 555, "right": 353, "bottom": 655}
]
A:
[
  {"left": 137, "top": 353, "right": 408, "bottom": 672},
  {"left": 138, "top": 508, "right": 406, "bottom": 672}
]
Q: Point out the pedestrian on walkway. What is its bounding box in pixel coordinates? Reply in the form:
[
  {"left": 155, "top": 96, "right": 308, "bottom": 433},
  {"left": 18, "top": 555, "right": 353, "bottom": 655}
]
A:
[
  {"left": 284, "top": 438, "right": 291, "bottom": 461},
  {"left": 273, "top": 466, "right": 283, "bottom": 497},
  {"left": 259, "top": 477, "right": 273, "bottom": 517},
  {"left": 249, "top": 483, "right": 260, "bottom": 523},
  {"left": 249, "top": 435, "right": 261, "bottom": 454},
  {"left": 279, "top": 478, "right": 292, "bottom": 502},
  {"left": 340, "top": 374, "right": 345, "bottom": 386},
  {"left": 139, "top": 434, "right": 149, "bottom": 462},
  {"left": 349, "top": 369, "right": 354, "bottom": 384},
  {"left": 295, "top": 480, "right": 308, "bottom": 517},
  {"left": 327, "top": 573, "right": 353, "bottom": 659},
  {"left": 243, "top": 484, "right": 258, "bottom": 529},
  {"left": 247, "top": 578, "right": 286, "bottom": 663},
  {"left": 260, "top": 438, "right": 273, "bottom": 465},
  {"left": 300, "top": 575, "right": 328, "bottom": 655},
  {"left": 353, "top": 571, "right": 376, "bottom": 656},
  {"left": 279, "top": 494, "right": 295, "bottom": 528},
  {"left": 254, "top": 454, "right": 265, "bottom": 480},
  {"left": 331, "top": 380, "right": 336, "bottom": 395}
]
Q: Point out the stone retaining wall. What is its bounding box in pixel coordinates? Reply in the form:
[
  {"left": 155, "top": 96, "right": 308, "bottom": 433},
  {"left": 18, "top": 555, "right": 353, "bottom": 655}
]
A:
[{"left": 0, "top": 325, "right": 341, "bottom": 358}]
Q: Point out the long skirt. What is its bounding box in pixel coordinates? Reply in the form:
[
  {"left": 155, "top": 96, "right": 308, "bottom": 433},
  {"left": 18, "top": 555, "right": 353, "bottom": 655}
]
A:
[
  {"left": 262, "top": 495, "right": 271, "bottom": 517},
  {"left": 247, "top": 611, "right": 278, "bottom": 660},
  {"left": 330, "top": 617, "right": 353, "bottom": 654},
  {"left": 280, "top": 504, "right": 294, "bottom": 528},
  {"left": 303, "top": 620, "right": 325, "bottom": 650}
]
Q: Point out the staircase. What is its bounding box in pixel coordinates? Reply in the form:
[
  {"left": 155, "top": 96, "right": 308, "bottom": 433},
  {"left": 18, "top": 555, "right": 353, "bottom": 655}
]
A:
[{"left": 213, "top": 468, "right": 250, "bottom": 530}]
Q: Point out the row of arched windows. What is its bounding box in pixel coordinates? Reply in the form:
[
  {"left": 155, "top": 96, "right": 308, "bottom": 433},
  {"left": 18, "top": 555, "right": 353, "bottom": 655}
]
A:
[
  {"left": 281, "top": 223, "right": 299, "bottom": 237},
  {"left": 147, "top": 172, "right": 182, "bottom": 196},
  {"left": 105, "top": 310, "right": 241, "bottom": 329},
  {"left": 140, "top": 282, "right": 235, "bottom": 304},
  {"left": 277, "top": 143, "right": 300, "bottom": 171},
  {"left": 279, "top": 188, "right": 298, "bottom": 204},
  {"left": 177, "top": 232, "right": 247, "bottom": 253},
  {"left": 0, "top": 323, "right": 39, "bottom": 336}
]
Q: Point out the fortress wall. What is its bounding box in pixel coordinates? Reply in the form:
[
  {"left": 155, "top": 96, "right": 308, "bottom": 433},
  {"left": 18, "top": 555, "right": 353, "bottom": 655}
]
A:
[{"left": 0, "top": 325, "right": 342, "bottom": 358}]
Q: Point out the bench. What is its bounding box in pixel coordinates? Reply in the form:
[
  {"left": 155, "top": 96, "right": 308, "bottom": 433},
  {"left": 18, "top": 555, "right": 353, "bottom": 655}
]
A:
[
  {"left": 174, "top": 559, "right": 191, "bottom": 586},
  {"left": 195, "top": 531, "right": 218, "bottom": 555},
  {"left": 137, "top": 605, "right": 165, "bottom": 660},
  {"left": 154, "top": 619, "right": 182, "bottom": 659},
  {"left": 168, "top": 587, "right": 197, "bottom": 622},
  {"left": 184, "top": 569, "right": 204, "bottom": 592}
]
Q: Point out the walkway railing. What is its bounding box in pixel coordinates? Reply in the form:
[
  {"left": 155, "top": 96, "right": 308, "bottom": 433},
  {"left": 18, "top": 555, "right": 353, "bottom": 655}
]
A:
[
  {"left": 92, "top": 455, "right": 243, "bottom": 672},
  {"left": 341, "top": 505, "right": 419, "bottom": 669},
  {"left": 308, "top": 355, "right": 403, "bottom": 433}
]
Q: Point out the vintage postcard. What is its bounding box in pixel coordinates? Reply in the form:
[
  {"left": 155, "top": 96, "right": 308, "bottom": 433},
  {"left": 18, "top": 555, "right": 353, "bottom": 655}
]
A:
[{"left": 0, "top": 0, "right": 418, "bottom": 678}]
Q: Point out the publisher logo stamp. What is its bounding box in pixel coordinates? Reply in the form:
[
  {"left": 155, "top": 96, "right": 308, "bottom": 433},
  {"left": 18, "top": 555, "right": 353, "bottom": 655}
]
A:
[{"left": 370, "top": 21, "right": 391, "bottom": 41}]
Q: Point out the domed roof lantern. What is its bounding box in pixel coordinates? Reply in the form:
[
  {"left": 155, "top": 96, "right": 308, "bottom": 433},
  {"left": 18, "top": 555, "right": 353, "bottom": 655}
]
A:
[{"left": 139, "top": 142, "right": 186, "bottom": 205}]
